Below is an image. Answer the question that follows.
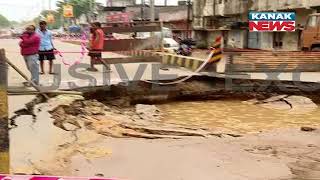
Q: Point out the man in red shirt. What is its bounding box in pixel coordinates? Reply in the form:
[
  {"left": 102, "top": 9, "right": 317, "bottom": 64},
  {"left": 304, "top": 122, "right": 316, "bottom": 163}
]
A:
[
  {"left": 19, "top": 25, "right": 41, "bottom": 86},
  {"left": 87, "top": 22, "right": 107, "bottom": 72}
]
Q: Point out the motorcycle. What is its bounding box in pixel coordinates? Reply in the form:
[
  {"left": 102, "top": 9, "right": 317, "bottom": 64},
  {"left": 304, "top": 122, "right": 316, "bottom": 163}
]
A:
[
  {"left": 175, "top": 44, "right": 192, "bottom": 56},
  {"left": 175, "top": 39, "right": 196, "bottom": 56}
]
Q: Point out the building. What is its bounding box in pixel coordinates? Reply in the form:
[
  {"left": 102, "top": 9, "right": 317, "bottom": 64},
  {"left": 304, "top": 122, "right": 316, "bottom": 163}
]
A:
[
  {"left": 193, "top": 0, "right": 320, "bottom": 50},
  {"left": 95, "top": 6, "right": 127, "bottom": 23},
  {"left": 106, "top": 0, "right": 136, "bottom": 7},
  {"left": 193, "top": 0, "right": 249, "bottom": 48},
  {"left": 159, "top": 1, "right": 192, "bottom": 39},
  {"left": 95, "top": 1, "right": 192, "bottom": 39}
]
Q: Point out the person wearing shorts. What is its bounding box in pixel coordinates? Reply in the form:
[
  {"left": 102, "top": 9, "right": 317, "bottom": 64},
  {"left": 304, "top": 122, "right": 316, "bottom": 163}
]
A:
[
  {"left": 37, "top": 21, "right": 56, "bottom": 74},
  {"left": 87, "top": 22, "right": 108, "bottom": 72}
]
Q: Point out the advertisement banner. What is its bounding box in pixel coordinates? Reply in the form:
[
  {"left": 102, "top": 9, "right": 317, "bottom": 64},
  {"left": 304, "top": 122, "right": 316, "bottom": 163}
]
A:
[
  {"left": 106, "top": 12, "right": 131, "bottom": 23},
  {"left": 63, "top": 5, "right": 74, "bottom": 18},
  {"left": 249, "top": 12, "right": 296, "bottom": 32}
]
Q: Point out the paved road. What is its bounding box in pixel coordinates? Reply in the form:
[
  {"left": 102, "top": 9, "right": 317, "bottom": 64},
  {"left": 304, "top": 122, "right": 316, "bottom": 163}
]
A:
[{"left": 1, "top": 39, "right": 197, "bottom": 91}]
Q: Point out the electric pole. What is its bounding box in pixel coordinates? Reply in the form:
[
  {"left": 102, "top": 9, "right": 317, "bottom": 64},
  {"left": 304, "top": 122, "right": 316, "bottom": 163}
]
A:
[
  {"left": 141, "top": 0, "right": 145, "bottom": 20},
  {"left": 150, "top": 0, "right": 155, "bottom": 21},
  {"left": 187, "top": 0, "right": 191, "bottom": 38}
]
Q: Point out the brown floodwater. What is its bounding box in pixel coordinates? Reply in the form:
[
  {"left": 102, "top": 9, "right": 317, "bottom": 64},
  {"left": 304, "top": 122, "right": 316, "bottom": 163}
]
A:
[{"left": 159, "top": 100, "right": 320, "bottom": 134}]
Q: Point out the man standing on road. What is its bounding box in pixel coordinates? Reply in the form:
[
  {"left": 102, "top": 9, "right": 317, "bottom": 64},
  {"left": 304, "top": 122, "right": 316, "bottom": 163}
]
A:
[
  {"left": 87, "top": 22, "right": 107, "bottom": 72},
  {"left": 37, "top": 21, "right": 56, "bottom": 74},
  {"left": 19, "top": 25, "right": 41, "bottom": 86}
]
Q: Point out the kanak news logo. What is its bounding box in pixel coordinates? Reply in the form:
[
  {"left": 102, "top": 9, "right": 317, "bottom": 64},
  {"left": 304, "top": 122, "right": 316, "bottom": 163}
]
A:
[{"left": 249, "top": 12, "right": 296, "bottom": 32}]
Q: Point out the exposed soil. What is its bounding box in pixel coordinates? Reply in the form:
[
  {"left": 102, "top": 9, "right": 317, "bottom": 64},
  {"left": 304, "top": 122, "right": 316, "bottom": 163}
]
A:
[
  {"left": 9, "top": 76, "right": 320, "bottom": 179},
  {"left": 50, "top": 98, "right": 242, "bottom": 139}
]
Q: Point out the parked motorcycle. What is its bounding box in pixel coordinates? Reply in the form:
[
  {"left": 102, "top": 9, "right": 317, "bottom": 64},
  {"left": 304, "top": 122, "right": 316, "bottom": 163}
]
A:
[
  {"left": 175, "top": 44, "right": 192, "bottom": 56},
  {"left": 175, "top": 38, "right": 196, "bottom": 56}
]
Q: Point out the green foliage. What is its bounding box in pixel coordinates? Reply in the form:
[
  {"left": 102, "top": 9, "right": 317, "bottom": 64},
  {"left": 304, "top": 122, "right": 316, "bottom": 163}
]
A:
[
  {"left": 34, "top": 10, "right": 63, "bottom": 29},
  {"left": 10, "top": 21, "right": 19, "bottom": 26},
  {"left": 56, "top": 0, "right": 98, "bottom": 24},
  {"left": 30, "top": 0, "right": 99, "bottom": 29},
  {"left": 0, "top": 14, "right": 10, "bottom": 28}
]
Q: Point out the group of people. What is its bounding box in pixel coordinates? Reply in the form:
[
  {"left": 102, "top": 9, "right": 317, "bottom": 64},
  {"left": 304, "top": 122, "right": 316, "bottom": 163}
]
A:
[{"left": 19, "top": 21, "right": 105, "bottom": 86}]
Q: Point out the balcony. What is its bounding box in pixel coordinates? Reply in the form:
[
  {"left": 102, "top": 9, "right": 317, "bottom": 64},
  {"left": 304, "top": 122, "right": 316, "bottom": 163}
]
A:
[
  {"left": 224, "top": 0, "right": 247, "bottom": 15},
  {"left": 277, "top": 0, "right": 305, "bottom": 10},
  {"left": 309, "top": 0, "right": 320, "bottom": 7},
  {"left": 252, "top": 0, "right": 309, "bottom": 11},
  {"left": 193, "top": 17, "right": 204, "bottom": 30}
]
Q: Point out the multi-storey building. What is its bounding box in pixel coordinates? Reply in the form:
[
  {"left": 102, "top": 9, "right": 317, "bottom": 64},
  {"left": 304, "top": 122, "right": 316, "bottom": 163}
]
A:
[
  {"left": 106, "top": 0, "right": 136, "bottom": 7},
  {"left": 193, "top": 0, "right": 320, "bottom": 50}
]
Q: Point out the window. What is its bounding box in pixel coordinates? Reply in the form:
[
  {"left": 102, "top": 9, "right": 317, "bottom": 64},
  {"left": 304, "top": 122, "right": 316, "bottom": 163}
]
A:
[
  {"left": 306, "top": 16, "right": 319, "bottom": 28},
  {"left": 273, "top": 32, "right": 284, "bottom": 49}
]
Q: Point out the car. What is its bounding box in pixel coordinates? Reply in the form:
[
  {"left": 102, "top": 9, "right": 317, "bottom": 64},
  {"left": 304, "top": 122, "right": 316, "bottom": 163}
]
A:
[{"left": 163, "top": 38, "right": 179, "bottom": 53}]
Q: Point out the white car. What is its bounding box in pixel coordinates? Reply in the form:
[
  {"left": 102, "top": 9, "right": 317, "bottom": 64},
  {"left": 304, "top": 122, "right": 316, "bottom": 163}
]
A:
[{"left": 163, "top": 38, "right": 179, "bottom": 53}]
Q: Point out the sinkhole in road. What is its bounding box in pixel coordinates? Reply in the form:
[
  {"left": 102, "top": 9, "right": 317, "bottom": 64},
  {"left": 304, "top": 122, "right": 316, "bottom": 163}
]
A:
[
  {"left": 48, "top": 76, "right": 320, "bottom": 137},
  {"left": 11, "top": 76, "right": 320, "bottom": 137},
  {"left": 8, "top": 76, "right": 320, "bottom": 180}
]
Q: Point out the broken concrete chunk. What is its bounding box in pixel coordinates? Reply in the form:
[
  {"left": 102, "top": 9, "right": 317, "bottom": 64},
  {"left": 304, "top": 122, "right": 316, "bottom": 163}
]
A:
[
  {"left": 246, "top": 95, "right": 317, "bottom": 113},
  {"left": 135, "top": 104, "right": 161, "bottom": 121},
  {"left": 63, "top": 123, "right": 81, "bottom": 131},
  {"left": 89, "top": 106, "right": 105, "bottom": 116},
  {"left": 283, "top": 96, "right": 318, "bottom": 110},
  {"left": 260, "top": 100, "right": 292, "bottom": 111},
  {"left": 261, "top": 95, "right": 288, "bottom": 103}
]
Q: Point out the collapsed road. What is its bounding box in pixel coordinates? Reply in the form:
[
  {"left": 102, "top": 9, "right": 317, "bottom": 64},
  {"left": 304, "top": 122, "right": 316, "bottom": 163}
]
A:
[
  {"left": 2, "top": 38, "right": 320, "bottom": 180},
  {"left": 8, "top": 76, "right": 320, "bottom": 180}
]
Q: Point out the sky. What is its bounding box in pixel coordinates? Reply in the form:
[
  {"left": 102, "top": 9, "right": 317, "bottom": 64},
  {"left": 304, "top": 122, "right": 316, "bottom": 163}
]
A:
[{"left": 0, "top": 0, "right": 178, "bottom": 21}]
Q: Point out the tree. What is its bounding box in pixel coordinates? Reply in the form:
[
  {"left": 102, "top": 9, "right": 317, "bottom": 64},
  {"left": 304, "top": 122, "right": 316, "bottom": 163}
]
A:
[
  {"left": 0, "top": 14, "right": 10, "bottom": 28},
  {"left": 10, "top": 21, "right": 19, "bottom": 26},
  {"left": 33, "top": 10, "right": 63, "bottom": 29},
  {"left": 56, "top": 0, "right": 100, "bottom": 24}
]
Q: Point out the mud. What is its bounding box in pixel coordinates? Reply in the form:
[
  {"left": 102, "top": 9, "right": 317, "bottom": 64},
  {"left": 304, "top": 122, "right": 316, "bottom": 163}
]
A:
[
  {"left": 9, "top": 76, "right": 320, "bottom": 179},
  {"left": 50, "top": 99, "right": 239, "bottom": 139}
]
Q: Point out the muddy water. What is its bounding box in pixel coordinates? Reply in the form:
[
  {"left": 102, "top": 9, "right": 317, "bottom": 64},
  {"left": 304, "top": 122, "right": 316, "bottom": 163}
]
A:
[{"left": 159, "top": 101, "right": 320, "bottom": 134}]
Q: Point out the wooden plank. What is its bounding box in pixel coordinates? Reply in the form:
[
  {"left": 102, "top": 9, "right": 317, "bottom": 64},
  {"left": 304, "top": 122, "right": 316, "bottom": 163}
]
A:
[
  {"left": 97, "top": 56, "right": 161, "bottom": 65},
  {"left": 8, "top": 90, "right": 83, "bottom": 96},
  {"left": 4, "top": 58, "right": 49, "bottom": 100},
  {"left": 0, "top": 49, "right": 9, "bottom": 174},
  {"left": 103, "top": 25, "right": 162, "bottom": 33},
  {"left": 104, "top": 38, "right": 161, "bottom": 51}
]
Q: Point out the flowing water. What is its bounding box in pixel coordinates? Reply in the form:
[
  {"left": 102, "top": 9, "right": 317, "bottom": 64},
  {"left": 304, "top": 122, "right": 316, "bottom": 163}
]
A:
[{"left": 159, "top": 100, "right": 320, "bottom": 134}]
